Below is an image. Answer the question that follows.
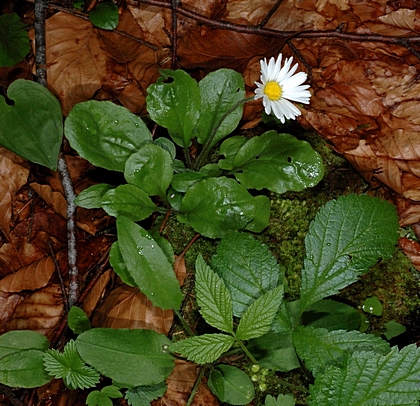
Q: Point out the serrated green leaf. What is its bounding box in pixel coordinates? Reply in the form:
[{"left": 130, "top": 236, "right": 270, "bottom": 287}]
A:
[
  {"left": 300, "top": 194, "right": 399, "bottom": 311},
  {"left": 219, "top": 131, "right": 324, "bottom": 193},
  {"left": 0, "top": 13, "right": 31, "bottom": 67},
  {"left": 196, "top": 69, "right": 245, "bottom": 149},
  {"left": 293, "top": 326, "right": 390, "bottom": 376},
  {"left": 0, "top": 330, "right": 49, "bottom": 359},
  {"left": 124, "top": 144, "right": 173, "bottom": 199},
  {"left": 117, "top": 217, "right": 182, "bottom": 310},
  {"left": 181, "top": 177, "right": 255, "bottom": 238},
  {"left": 146, "top": 70, "right": 200, "bottom": 148},
  {"left": 125, "top": 382, "right": 166, "bottom": 406},
  {"left": 170, "top": 334, "right": 234, "bottom": 364},
  {"left": 208, "top": 364, "right": 255, "bottom": 405},
  {"left": 43, "top": 340, "right": 100, "bottom": 390},
  {"left": 309, "top": 344, "right": 420, "bottom": 406},
  {"left": 236, "top": 285, "right": 284, "bottom": 340},
  {"left": 76, "top": 328, "right": 174, "bottom": 387},
  {"left": 88, "top": 2, "right": 119, "bottom": 30},
  {"left": 74, "top": 184, "right": 114, "bottom": 209},
  {"left": 212, "top": 231, "right": 281, "bottom": 317},
  {"left": 65, "top": 100, "right": 152, "bottom": 171},
  {"left": 0, "top": 79, "right": 62, "bottom": 170},
  {"left": 195, "top": 254, "right": 233, "bottom": 333},
  {"left": 68, "top": 306, "right": 91, "bottom": 334},
  {"left": 0, "top": 349, "right": 51, "bottom": 388},
  {"left": 265, "top": 394, "right": 295, "bottom": 406},
  {"left": 301, "top": 299, "right": 361, "bottom": 331},
  {"left": 101, "top": 184, "right": 156, "bottom": 221}
]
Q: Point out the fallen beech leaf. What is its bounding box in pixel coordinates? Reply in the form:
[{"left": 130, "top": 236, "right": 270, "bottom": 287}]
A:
[
  {"left": 0, "top": 240, "right": 44, "bottom": 275},
  {"left": 7, "top": 284, "right": 64, "bottom": 339},
  {"left": 0, "top": 291, "right": 21, "bottom": 334},
  {"left": 82, "top": 269, "right": 112, "bottom": 317},
  {"left": 92, "top": 285, "right": 174, "bottom": 334},
  {"left": 41, "top": 12, "right": 109, "bottom": 114},
  {"left": 399, "top": 237, "right": 420, "bottom": 271},
  {"left": 0, "top": 147, "right": 29, "bottom": 238},
  {"left": 174, "top": 254, "right": 187, "bottom": 286},
  {"left": 152, "top": 360, "right": 218, "bottom": 406},
  {"left": 0, "top": 256, "right": 55, "bottom": 293}
]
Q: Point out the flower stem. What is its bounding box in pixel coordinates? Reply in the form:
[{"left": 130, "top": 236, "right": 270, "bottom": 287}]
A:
[
  {"left": 186, "top": 365, "right": 206, "bottom": 406},
  {"left": 193, "top": 96, "right": 255, "bottom": 171},
  {"left": 174, "top": 309, "right": 195, "bottom": 337}
]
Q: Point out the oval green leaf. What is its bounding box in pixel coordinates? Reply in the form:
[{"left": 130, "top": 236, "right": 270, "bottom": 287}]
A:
[
  {"left": 88, "top": 2, "right": 119, "bottom": 30},
  {"left": 208, "top": 365, "right": 255, "bottom": 405},
  {"left": 0, "top": 79, "right": 62, "bottom": 170},
  {"left": 0, "top": 13, "right": 31, "bottom": 67},
  {"left": 124, "top": 143, "right": 173, "bottom": 199},
  {"left": 220, "top": 131, "right": 324, "bottom": 193},
  {"left": 65, "top": 100, "right": 152, "bottom": 171},
  {"left": 101, "top": 184, "right": 156, "bottom": 221},
  {"left": 180, "top": 177, "right": 255, "bottom": 238},
  {"left": 76, "top": 329, "right": 174, "bottom": 387}
]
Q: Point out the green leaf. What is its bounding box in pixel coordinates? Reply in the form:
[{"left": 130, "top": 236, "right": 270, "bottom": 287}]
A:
[
  {"left": 74, "top": 184, "right": 114, "bottom": 209},
  {"left": 265, "top": 394, "right": 295, "bottom": 406},
  {"left": 0, "top": 13, "right": 31, "bottom": 67},
  {"left": 117, "top": 217, "right": 183, "bottom": 310},
  {"left": 153, "top": 137, "right": 176, "bottom": 160},
  {"left": 43, "top": 340, "right": 100, "bottom": 390},
  {"left": 170, "top": 334, "right": 235, "bottom": 364},
  {"left": 246, "top": 330, "right": 300, "bottom": 372},
  {"left": 208, "top": 365, "right": 255, "bottom": 405},
  {"left": 88, "top": 2, "right": 119, "bottom": 30},
  {"left": 171, "top": 171, "right": 212, "bottom": 193},
  {"left": 109, "top": 241, "right": 137, "bottom": 287},
  {"left": 195, "top": 254, "right": 233, "bottom": 333},
  {"left": 125, "top": 382, "right": 166, "bottom": 406},
  {"left": 68, "top": 306, "right": 92, "bottom": 334},
  {"left": 65, "top": 100, "right": 152, "bottom": 171},
  {"left": 301, "top": 299, "right": 361, "bottom": 331},
  {"left": 309, "top": 344, "right": 420, "bottom": 406},
  {"left": 76, "top": 328, "right": 174, "bottom": 387},
  {"left": 300, "top": 194, "right": 399, "bottom": 311},
  {"left": 384, "top": 320, "right": 406, "bottom": 340},
  {"left": 0, "top": 330, "right": 49, "bottom": 358},
  {"left": 87, "top": 386, "right": 123, "bottom": 406},
  {"left": 293, "top": 326, "right": 390, "bottom": 376},
  {"left": 218, "top": 136, "right": 248, "bottom": 171},
  {"left": 124, "top": 144, "right": 173, "bottom": 199},
  {"left": 196, "top": 69, "right": 245, "bottom": 149},
  {"left": 0, "top": 79, "right": 62, "bottom": 170},
  {"left": 219, "top": 131, "right": 324, "bottom": 193},
  {"left": 146, "top": 70, "right": 200, "bottom": 148},
  {"left": 101, "top": 184, "right": 156, "bottom": 221},
  {"left": 212, "top": 231, "right": 281, "bottom": 317},
  {"left": 244, "top": 194, "right": 270, "bottom": 233},
  {"left": 235, "top": 285, "right": 284, "bottom": 340},
  {"left": 180, "top": 177, "right": 255, "bottom": 238},
  {"left": 0, "top": 349, "right": 51, "bottom": 388},
  {"left": 362, "top": 295, "right": 383, "bottom": 316}
]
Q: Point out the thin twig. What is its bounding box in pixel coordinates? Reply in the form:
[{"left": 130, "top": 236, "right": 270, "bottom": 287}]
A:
[
  {"left": 34, "top": 0, "right": 47, "bottom": 86},
  {"left": 57, "top": 154, "right": 78, "bottom": 307},
  {"left": 135, "top": 0, "right": 420, "bottom": 44},
  {"left": 258, "top": 0, "right": 284, "bottom": 28},
  {"left": 286, "top": 39, "right": 312, "bottom": 82},
  {"left": 48, "top": 3, "right": 159, "bottom": 50}
]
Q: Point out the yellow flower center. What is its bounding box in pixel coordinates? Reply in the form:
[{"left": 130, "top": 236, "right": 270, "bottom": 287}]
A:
[{"left": 264, "top": 81, "right": 282, "bottom": 101}]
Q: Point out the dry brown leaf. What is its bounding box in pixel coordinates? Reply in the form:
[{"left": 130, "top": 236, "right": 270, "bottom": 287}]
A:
[
  {"left": 41, "top": 12, "right": 109, "bottom": 114},
  {"left": 0, "top": 291, "right": 22, "bottom": 334},
  {"left": 7, "top": 284, "right": 64, "bottom": 339},
  {"left": 399, "top": 237, "right": 420, "bottom": 271},
  {"left": 0, "top": 147, "right": 30, "bottom": 238},
  {"left": 0, "top": 240, "right": 44, "bottom": 275},
  {"left": 153, "top": 360, "right": 218, "bottom": 406},
  {"left": 0, "top": 256, "right": 55, "bottom": 293},
  {"left": 92, "top": 285, "right": 173, "bottom": 334},
  {"left": 82, "top": 269, "right": 112, "bottom": 317}
]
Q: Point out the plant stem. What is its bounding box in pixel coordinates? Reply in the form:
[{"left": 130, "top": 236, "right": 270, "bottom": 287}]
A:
[
  {"left": 193, "top": 96, "right": 255, "bottom": 171},
  {"left": 174, "top": 309, "right": 195, "bottom": 337},
  {"left": 235, "top": 338, "right": 259, "bottom": 365},
  {"left": 185, "top": 365, "right": 206, "bottom": 406}
]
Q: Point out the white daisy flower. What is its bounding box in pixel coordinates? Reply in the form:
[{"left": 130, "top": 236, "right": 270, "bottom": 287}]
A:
[{"left": 254, "top": 54, "right": 311, "bottom": 123}]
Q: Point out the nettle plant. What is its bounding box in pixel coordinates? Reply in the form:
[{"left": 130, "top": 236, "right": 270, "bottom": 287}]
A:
[{"left": 0, "top": 60, "right": 419, "bottom": 405}]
